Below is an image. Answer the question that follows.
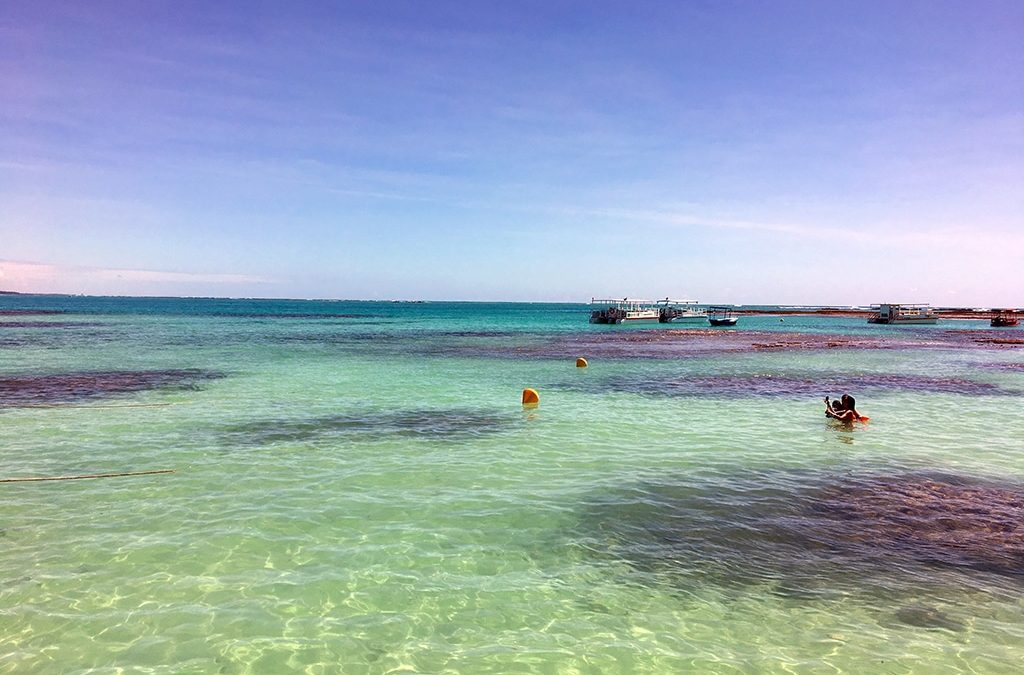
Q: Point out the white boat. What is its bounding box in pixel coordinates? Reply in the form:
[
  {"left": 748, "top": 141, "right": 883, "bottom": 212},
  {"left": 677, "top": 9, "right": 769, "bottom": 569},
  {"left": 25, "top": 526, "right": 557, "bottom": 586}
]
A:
[
  {"left": 708, "top": 306, "right": 738, "bottom": 326},
  {"left": 655, "top": 298, "right": 707, "bottom": 323},
  {"left": 867, "top": 303, "right": 938, "bottom": 325},
  {"left": 589, "top": 298, "right": 660, "bottom": 324}
]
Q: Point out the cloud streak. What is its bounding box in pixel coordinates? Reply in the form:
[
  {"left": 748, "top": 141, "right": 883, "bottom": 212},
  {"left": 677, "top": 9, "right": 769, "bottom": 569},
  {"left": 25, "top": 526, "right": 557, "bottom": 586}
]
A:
[
  {"left": 3, "top": 3, "right": 1021, "bottom": 304},
  {"left": 0, "top": 260, "right": 270, "bottom": 294},
  {"left": 565, "top": 206, "right": 1024, "bottom": 252}
]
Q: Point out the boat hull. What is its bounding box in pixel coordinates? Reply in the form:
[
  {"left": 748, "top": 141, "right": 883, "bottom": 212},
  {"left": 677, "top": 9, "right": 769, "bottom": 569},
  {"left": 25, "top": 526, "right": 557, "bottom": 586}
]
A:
[
  {"left": 597, "top": 318, "right": 661, "bottom": 324},
  {"left": 867, "top": 318, "right": 938, "bottom": 325},
  {"left": 867, "top": 304, "right": 938, "bottom": 325},
  {"left": 590, "top": 313, "right": 660, "bottom": 324}
]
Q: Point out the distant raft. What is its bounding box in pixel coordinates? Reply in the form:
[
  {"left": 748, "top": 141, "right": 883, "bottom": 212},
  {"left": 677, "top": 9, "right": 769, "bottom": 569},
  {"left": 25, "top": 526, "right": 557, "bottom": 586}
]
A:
[{"left": 522, "top": 388, "right": 540, "bottom": 406}]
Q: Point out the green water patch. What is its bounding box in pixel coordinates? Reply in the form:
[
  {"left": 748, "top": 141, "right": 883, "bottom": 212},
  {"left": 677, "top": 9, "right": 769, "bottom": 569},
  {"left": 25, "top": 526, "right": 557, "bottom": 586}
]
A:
[
  {"left": 219, "top": 407, "right": 518, "bottom": 447},
  {"left": 552, "top": 371, "right": 1019, "bottom": 399},
  {"left": 0, "top": 369, "right": 226, "bottom": 407},
  {"left": 572, "top": 469, "right": 1024, "bottom": 623}
]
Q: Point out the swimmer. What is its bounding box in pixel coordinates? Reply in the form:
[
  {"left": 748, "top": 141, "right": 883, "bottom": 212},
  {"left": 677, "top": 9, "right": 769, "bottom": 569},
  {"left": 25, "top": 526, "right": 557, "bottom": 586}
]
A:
[
  {"left": 824, "top": 395, "right": 843, "bottom": 415},
  {"left": 825, "top": 394, "right": 865, "bottom": 423}
]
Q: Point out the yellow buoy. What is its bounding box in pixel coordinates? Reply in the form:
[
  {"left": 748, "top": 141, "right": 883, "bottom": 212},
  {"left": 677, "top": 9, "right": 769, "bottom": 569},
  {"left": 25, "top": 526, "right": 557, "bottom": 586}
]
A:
[
  {"left": 522, "top": 388, "right": 540, "bottom": 406},
  {"left": 576, "top": 357, "right": 588, "bottom": 368}
]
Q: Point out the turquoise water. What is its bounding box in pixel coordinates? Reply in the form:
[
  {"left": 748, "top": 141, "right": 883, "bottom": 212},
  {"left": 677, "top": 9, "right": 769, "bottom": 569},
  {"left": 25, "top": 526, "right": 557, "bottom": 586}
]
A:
[{"left": 2, "top": 297, "right": 1023, "bottom": 673}]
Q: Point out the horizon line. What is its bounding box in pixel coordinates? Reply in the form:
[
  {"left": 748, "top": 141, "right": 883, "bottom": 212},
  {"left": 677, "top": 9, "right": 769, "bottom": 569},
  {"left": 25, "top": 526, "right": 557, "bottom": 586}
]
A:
[{"left": 1, "top": 291, "right": 1016, "bottom": 311}]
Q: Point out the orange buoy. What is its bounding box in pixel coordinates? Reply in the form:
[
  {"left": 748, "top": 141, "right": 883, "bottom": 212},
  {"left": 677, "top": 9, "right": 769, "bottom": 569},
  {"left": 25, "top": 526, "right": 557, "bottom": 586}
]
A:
[
  {"left": 576, "top": 357, "right": 588, "bottom": 368},
  {"left": 522, "top": 388, "right": 540, "bottom": 406}
]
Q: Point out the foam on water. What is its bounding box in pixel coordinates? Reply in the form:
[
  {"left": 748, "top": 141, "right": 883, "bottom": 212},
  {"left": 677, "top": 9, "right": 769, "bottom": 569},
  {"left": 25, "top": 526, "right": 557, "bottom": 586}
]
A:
[{"left": 1, "top": 297, "right": 1023, "bottom": 672}]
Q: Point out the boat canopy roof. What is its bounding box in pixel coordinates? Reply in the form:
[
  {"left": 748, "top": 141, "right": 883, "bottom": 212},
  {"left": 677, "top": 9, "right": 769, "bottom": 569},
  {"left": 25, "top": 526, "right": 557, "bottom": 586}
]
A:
[{"left": 591, "top": 297, "right": 656, "bottom": 306}]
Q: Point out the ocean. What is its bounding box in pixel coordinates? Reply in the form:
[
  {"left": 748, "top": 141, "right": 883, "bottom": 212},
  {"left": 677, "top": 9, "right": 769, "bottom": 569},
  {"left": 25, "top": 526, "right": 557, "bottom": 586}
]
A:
[{"left": 2, "top": 296, "right": 1022, "bottom": 673}]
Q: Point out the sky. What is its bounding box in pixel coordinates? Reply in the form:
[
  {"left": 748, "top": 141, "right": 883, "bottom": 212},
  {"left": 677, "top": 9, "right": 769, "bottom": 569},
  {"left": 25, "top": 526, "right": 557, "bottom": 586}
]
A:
[{"left": 1, "top": 0, "right": 1022, "bottom": 305}]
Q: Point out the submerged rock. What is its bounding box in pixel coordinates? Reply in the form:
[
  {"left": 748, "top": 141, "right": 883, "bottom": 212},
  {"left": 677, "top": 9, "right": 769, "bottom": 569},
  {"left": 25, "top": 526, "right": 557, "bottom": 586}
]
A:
[
  {"left": 0, "top": 369, "right": 225, "bottom": 406},
  {"left": 574, "top": 470, "right": 1024, "bottom": 602},
  {"left": 894, "top": 605, "right": 965, "bottom": 631},
  {"left": 221, "top": 407, "right": 516, "bottom": 446},
  {"left": 554, "top": 372, "right": 1016, "bottom": 399}
]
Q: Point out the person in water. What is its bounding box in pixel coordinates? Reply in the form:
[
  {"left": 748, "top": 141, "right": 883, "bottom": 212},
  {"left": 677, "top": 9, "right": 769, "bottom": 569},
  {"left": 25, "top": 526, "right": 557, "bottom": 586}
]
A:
[{"left": 825, "top": 394, "right": 864, "bottom": 423}]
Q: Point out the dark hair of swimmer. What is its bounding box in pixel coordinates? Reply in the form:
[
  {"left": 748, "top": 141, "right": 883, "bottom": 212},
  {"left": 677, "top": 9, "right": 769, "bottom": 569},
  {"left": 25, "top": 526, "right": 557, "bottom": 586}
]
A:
[{"left": 841, "top": 394, "right": 856, "bottom": 411}]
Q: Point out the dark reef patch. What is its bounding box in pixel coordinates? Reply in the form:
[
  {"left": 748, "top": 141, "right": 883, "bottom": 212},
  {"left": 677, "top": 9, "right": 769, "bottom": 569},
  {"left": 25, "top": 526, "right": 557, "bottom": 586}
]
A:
[
  {"left": 0, "top": 336, "right": 37, "bottom": 349},
  {"left": 499, "top": 330, "right": 893, "bottom": 361},
  {"left": 277, "top": 331, "right": 395, "bottom": 345},
  {"left": 0, "top": 369, "right": 226, "bottom": 406},
  {"left": 272, "top": 329, "right": 891, "bottom": 360},
  {"left": 575, "top": 470, "right": 1024, "bottom": 603},
  {"left": 982, "top": 362, "right": 1024, "bottom": 372},
  {"left": 211, "top": 312, "right": 382, "bottom": 320},
  {"left": 892, "top": 605, "right": 966, "bottom": 631},
  {"left": 221, "top": 407, "right": 515, "bottom": 446},
  {"left": 808, "top": 473, "right": 1024, "bottom": 576},
  {"left": 273, "top": 330, "right": 540, "bottom": 358},
  {"left": 0, "top": 325, "right": 125, "bottom": 350},
  {"left": 554, "top": 371, "right": 1016, "bottom": 398},
  {"left": 973, "top": 337, "right": 1024, "bottom": 347},
  {"left": 430, "top": 331, "right": 524, "bottom": 338},
  {"left": 268, "top": 326, "right": 1017, "bottom": 361},
  {"left": 278, "top": 329, "right": 525, "bottom": 344},
  {"left": 404, "top": 328, "right": 971, "bottom": 361},
  {"left": 0, "top": 321, "right": 107, "bottom": 329},
  {"left": 0, "top": 309, "right": 67, "bottom": 316}
]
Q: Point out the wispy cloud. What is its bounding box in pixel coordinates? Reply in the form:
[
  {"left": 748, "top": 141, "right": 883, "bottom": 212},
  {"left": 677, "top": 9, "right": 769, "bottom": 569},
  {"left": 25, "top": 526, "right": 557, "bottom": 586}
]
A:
[
  {"left": 91, "top": 268, "right": 267, "bottom": 284},
  {"left": 0, "top": 259, "right": 270, "bottom": 294},
  {"left": 0, "top": 260, "right": 59, "bottom": 283},
  {"left": 562, "top": 205, "right": 1024, "bottom": 251}
]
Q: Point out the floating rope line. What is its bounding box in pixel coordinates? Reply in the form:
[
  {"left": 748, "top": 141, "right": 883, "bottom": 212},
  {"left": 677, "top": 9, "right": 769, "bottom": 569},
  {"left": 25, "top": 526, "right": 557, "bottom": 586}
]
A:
[{"left": 0, "top": 469, "right": 175, "bottom": 483}]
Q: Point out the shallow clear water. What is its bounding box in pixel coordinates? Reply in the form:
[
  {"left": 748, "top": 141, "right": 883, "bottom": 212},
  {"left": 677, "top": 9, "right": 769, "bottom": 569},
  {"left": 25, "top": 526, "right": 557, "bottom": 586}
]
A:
[{"left": 2, "top": 297, "right": 1023, "bottom": 673}]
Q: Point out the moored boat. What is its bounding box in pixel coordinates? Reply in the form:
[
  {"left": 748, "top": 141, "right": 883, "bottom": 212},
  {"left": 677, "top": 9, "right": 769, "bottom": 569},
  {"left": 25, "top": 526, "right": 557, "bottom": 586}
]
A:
[
  {"left": 655, "top": 298, "right": 707, "bottom": 323},
  {"left": 867, "top": 303, "right": 938, "bottom": 325},
  {"left": 991, "top": 309, "right": 1020, "bottom": 327},
  {"left": 708, "top": 306, "right": 738, "bottom": 326},
  {"left": 589, "top": 298, "right": 660, "bottom": 324}
]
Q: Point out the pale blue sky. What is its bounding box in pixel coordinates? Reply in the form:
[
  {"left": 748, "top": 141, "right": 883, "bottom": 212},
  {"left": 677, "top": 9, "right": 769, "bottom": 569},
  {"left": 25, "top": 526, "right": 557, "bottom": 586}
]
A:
[{"left": 2, "top": 1, "right": 1022, "bottom": 304}]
